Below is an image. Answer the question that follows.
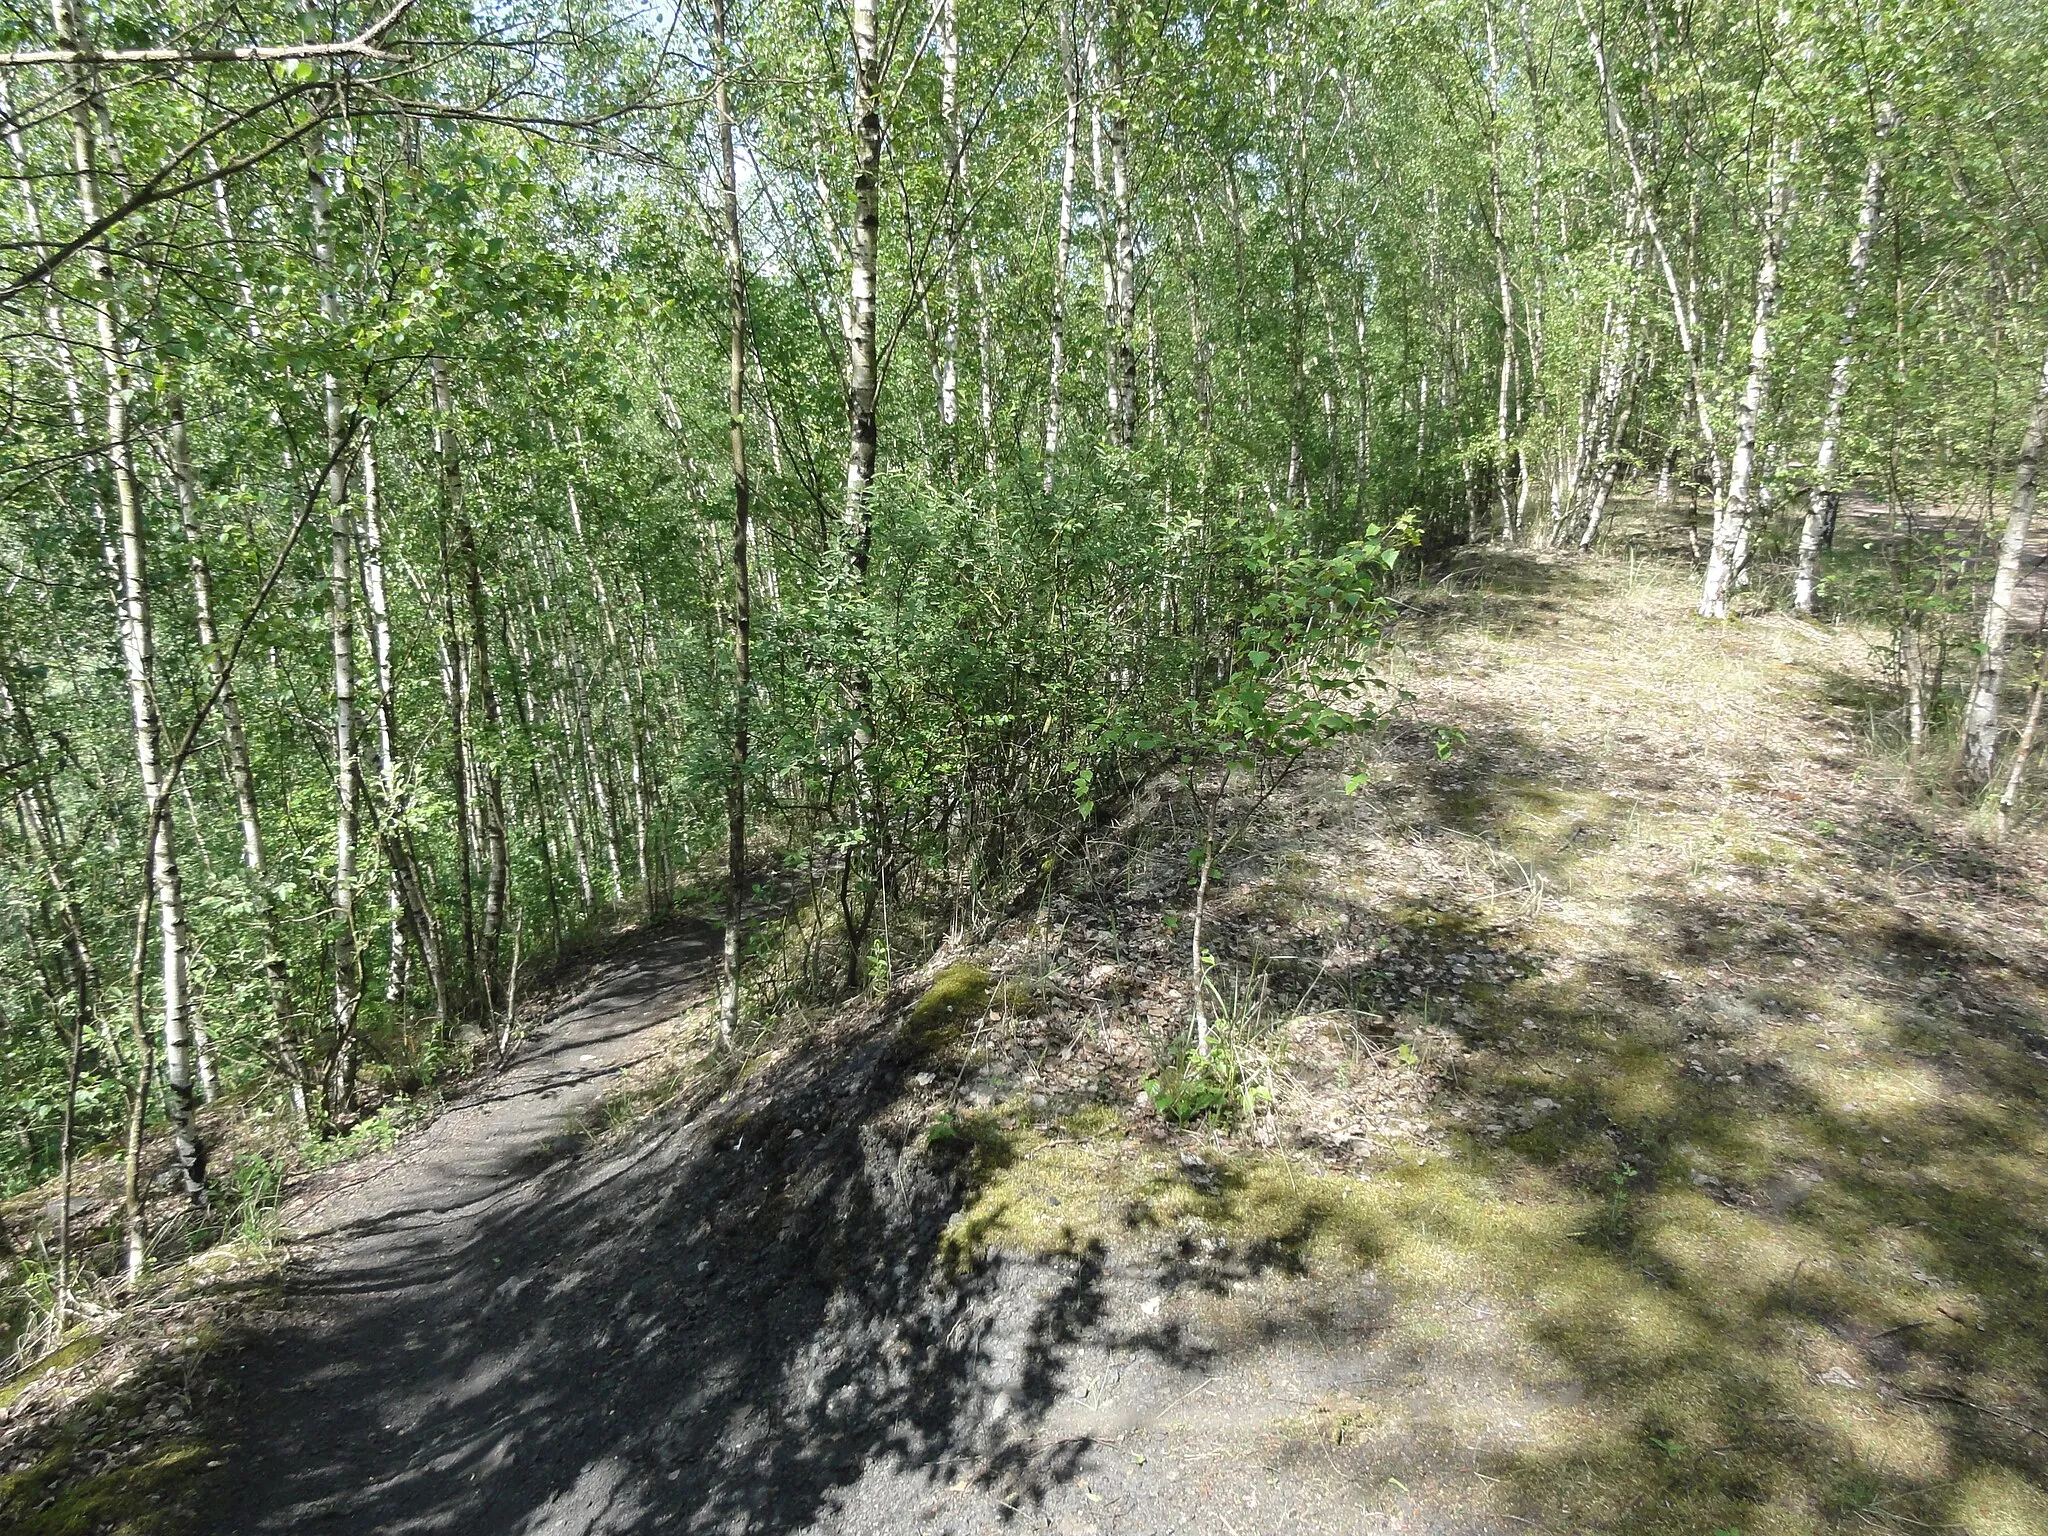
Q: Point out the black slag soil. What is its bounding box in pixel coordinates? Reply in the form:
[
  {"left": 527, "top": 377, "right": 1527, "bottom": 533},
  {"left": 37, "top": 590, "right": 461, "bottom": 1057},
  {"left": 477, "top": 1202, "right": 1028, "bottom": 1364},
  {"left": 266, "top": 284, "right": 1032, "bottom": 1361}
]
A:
[{"left": 202, "top": 921, "right": 1501, "bottom": 1535}]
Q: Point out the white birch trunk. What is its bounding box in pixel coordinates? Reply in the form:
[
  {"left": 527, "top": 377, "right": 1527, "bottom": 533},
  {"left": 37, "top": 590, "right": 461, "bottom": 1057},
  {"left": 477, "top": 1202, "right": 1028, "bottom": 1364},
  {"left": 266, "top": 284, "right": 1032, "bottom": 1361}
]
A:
[
  {"left": 1699, "top": 143, "right": 1794, "bottom": 620},
  {"left": 1795, "top": 149, "right": 1884, "bottom": 614},
  {"left": 308, "top": 122, "right": 360, "bottom": 1106},
  {"left": 714, "top": 0, "right": 752, "bottom": 1045},
  {"left": 51, "top": 0, "right": 206, "bottom": 1200},
  {"left": 358, "top": 432, "right": 406, "bottom": 1009},
  {"left": 938, "top": 0, "right": 960, "bottom": 433},
  {"left": 845, "top": 0, "right": 882, "bottom": 552},
  {"left": 1961, "top": 346, "right": 2048, "bottom": 784},
  {"left": 1043, "top": 3, "right": 1080, "bottom": 481}
]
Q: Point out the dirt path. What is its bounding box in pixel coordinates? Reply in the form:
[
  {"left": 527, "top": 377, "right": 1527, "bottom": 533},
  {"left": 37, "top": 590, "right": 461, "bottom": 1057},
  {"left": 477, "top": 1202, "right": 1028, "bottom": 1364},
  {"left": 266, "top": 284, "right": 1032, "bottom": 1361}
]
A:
[
  {"left": 206, "top": 918, "right": 1483, "bottom": 1535},
  {"left": 208, "top": 922, "right": 722, "bottom": 1530},
  {"left": 192, "top": 550, "right": 2048, "bottom": 1536}
]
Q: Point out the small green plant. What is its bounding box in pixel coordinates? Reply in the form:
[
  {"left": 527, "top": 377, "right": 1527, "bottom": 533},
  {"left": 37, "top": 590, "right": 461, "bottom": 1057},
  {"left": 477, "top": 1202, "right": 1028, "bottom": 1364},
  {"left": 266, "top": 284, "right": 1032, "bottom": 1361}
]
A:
[
  {"left": 302, "top": 1095, "right": 435, "bottom": 1170},
  {"left": 926, "top": 1110, "right": 961, "bottom": 1145},
  {"left": 221, "top": 1152, "right": 285, "bottom": 1246},
  {"left": 1611, "top": 1162, "right": 1639, "bottom": 1214},
  {"left": 1144, "top": 1026, "right": 1273, "bottom": 1127},
  {"left": 1591, "top": 1161, "right": 1641, "bottom": 1246}
]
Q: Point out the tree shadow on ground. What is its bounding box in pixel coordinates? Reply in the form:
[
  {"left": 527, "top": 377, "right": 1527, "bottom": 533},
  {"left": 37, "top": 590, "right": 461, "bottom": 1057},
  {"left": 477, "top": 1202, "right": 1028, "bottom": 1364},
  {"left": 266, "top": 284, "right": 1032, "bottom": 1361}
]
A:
[
  {"left": 200, "top": 986, "right": 1223, "bottom": 1535},
  {"left": 1344, "top": 552, "right": 2048, "bottom": 1531},
  {"left": 148, "top": 548, "right": 2048, "bottom": 1535},
  {"left": 1113, "top": 545, "right": 2048, "bottom": 1530}
]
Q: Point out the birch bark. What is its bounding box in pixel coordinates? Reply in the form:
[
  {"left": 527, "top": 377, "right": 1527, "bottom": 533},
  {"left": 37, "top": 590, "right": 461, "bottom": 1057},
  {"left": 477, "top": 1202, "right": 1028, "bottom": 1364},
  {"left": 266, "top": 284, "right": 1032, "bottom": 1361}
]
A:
[
  {"left": 1794, "top": 145, "right": 1884, "bottom": 614},
  {"left": 1699, "top": 142, "right": 1794, "bottom": 620},
  {"left": 714, "top": 0, "right": 752, "bottom": 1045},
  {"left": 845, "top": 0, "right": 882, "bottom": 555},
  {"left": 307, "top": 125, "right": 360, "bottom": 1109},
  {"left": 167, "top": 391, "right": 302, "bottom": 1115},
  {"left": 1961, "top": 346, "right": 2048, "bottom": 783},
  {"left": 1042, "top": 1, "right": 1080, "bottom": 481},
  {"left": 51, "top": 0, "right": 205, "bottom": 1198}
]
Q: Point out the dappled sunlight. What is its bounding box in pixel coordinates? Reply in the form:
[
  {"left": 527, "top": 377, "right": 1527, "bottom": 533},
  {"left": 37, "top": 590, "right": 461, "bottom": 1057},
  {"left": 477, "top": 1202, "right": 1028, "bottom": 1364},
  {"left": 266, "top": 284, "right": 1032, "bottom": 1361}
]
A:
[{"left": 911, "top": 548, "right": 2048, "bottom": 1532}]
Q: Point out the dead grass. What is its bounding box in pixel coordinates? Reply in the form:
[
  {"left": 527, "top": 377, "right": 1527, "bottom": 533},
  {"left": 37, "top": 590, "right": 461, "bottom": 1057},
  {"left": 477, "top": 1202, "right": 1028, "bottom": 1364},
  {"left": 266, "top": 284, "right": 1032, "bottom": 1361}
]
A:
[{"left": 927, "top": 543, "right": 2048, "bottom": 1534}]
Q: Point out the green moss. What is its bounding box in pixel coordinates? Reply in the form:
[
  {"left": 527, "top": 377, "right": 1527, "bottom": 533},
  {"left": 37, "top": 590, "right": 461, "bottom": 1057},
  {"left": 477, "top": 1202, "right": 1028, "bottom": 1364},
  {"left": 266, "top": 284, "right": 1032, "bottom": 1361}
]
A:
[
  {"left": 0, "top": 1438, "right": 209, "bottom": 1535},
  {"left": 0, "top": 1334, "right": 104, "bottom": 1414},
  {"left": 903, "top": 962, "right": 994, "bottom": 1048}
]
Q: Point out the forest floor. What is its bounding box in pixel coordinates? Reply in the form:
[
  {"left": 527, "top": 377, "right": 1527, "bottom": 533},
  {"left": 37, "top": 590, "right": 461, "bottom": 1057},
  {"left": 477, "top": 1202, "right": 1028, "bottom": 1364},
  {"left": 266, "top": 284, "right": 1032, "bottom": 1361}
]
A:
[{"left": 8, "top": 541, "right": 2048, "bottom": 1535}]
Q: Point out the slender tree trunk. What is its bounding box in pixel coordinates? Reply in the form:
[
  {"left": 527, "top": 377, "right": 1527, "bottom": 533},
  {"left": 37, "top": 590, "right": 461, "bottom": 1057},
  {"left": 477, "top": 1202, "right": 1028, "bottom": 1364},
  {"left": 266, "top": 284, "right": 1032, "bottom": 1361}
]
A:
[
  {"left": 308, "top": 124, "right": 360, "bottom": 1115},
  {"left": 714, "top": 0, "right": 752, "bottom": 1046},
  {"left": 1997, "top": 634, "right": 2045, "bottom": 838},
  {"left": 1573, "top": 237, "right": 1643, "bottom": 548},
  {"left": 434, "top": 358, "right": 509, "bottom": 1016},
  {"left": 1087, "top": 24, "right": 1137, "bottom": 448},
  {"left": 0, "top": 674, "right": 104, "bottom": 1318},
  {"left": 120, "top": 893, "right": 156, "bottom": 1278},
  {"left": 845, "top": 0, "right": 882, "bottom": 556},
  {"left": 1483, "top": 0, "right": 1517, "bottom": 535},
  {"left": 1585, "top": 10, "right": 1720, "bottom": 510},
  {"left": 938, "top": 0, "right": 960, "bottom": 436},
  {"left": 1187, "top": 201, "right": 1218, "bottom": 441},
  {"left": 1107, "top": 38, "right": 1138, "bottom": 447},
  {"left": 1700, "top": 143, "right": 1794, "bottom": 619},
  {"left": 557, "top": 453, "right": 653, "bottom": 918},
  {"left": 1795, "top": 145, "right": 1884, "bottom": 614},
  {"left": 427, "top": 407, "right": 480, "bottom": 1028},
  {"left": 358, "top": 431, "right": 420, "bottom": 1012},
  {"left": 1961, "top": 345, "right": 2048, "bottom": 783},
  {"left": 840, "top": 0, "right": 888, "bottom": 985},
  {"left": 53, "top": 0, "right": 205, "bottom": 1200},
  {"left": 168, "top": 391, "right": 303, "bottom": 1116},
  {"left": 1044, "top": 5, "right": 1080, "bottom": 480},
  {"left": 498, "top": 603, "right": 560, "bottom": 950}
]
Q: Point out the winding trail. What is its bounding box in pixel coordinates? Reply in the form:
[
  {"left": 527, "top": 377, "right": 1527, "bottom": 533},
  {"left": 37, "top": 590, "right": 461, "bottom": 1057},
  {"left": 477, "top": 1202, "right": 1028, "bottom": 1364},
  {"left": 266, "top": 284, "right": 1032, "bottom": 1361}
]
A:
[
  {"left": 205, "top": 916, "right": 1498, "bottom": 1536},
  {"left": 212, "top": 922, "right": 722, "bottom": 1531},
  {"left": 195, "top": 549, "right": 2048, "bottom": 1535}
]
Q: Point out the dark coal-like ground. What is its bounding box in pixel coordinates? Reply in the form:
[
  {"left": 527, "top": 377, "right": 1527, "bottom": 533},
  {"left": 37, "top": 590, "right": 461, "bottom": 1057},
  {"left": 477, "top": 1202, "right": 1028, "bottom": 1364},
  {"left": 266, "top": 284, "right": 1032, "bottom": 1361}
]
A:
[{"left": 204, "top": 919, "right": 1476, "bottom": 1536}]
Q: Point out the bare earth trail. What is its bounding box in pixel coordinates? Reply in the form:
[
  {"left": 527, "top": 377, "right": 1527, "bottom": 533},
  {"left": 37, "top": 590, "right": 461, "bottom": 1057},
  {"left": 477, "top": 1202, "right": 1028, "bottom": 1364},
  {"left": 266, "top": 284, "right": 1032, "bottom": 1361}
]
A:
[
  {"left": 200, "top": 551, "right": 2048, "bottom": 1536},
  {"left": 207, "top": 920, "right": 1451, "bottom": 1536}
]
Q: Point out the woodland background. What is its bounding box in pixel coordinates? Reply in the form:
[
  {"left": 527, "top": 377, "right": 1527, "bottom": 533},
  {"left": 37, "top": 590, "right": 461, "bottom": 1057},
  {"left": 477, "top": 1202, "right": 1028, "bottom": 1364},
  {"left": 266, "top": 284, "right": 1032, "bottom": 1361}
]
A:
[{"left": 1, "top": 0, "right": 2045, "bottom": 1328}]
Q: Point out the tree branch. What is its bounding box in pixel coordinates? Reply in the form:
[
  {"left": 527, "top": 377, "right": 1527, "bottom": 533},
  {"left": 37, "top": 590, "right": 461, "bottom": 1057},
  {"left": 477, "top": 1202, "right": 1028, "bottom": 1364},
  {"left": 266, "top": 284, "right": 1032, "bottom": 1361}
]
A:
[{"left": 0, "top": 0, "right": 416, "bottom": 69}]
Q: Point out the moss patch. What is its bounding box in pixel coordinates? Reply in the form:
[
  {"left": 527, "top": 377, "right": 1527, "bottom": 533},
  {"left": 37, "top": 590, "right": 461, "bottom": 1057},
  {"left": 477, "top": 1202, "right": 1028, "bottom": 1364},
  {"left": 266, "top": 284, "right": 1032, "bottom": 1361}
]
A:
[
  {"left": 0, "top": 1335, "right": 105, "bottom": 1414},
  {"left": 903, "top": 962, "right": 994, "bottom": 1049},
  {"left": 0, "top": 1438, "right": 210, "bottom": 1535}
]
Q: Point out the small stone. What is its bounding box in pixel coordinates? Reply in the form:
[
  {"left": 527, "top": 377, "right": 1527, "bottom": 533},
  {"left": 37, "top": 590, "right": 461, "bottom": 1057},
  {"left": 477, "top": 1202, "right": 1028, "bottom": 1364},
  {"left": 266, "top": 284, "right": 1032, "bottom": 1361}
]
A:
[
  {"left": 1140, "top": 1295, "right": 1162, "bottom": 1318},
  {"left": 1816, "top": 1366, "right": 1859, "bottom": 1390}
]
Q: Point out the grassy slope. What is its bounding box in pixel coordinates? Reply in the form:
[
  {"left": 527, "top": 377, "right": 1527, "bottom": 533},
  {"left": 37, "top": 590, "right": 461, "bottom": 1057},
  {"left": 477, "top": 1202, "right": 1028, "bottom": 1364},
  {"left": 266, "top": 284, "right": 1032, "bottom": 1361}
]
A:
[
  {"left": 10, "top": 541, "right": 2048, "bottom": 1535},
  {"left": 943, "top": 546, "right": 2048, "bottom": 1534}
]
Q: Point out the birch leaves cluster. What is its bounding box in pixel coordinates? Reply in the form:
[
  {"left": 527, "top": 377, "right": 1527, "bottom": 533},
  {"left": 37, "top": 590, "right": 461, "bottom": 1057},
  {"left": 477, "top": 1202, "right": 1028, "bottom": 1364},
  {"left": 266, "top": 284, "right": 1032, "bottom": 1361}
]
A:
[{"left": 0, "top": 0, "right": 2044, "bottom": 1291}]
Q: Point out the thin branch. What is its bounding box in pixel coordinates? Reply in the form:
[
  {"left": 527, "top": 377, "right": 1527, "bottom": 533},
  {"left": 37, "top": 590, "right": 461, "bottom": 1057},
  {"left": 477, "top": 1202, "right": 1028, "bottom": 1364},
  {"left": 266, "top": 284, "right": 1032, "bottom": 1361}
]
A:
[
  {"left": 0, "top": 0, "right": 417, "bottom": 68},
  {"left": 0, "top": 83, "right": 329, "bottom": 301}
]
